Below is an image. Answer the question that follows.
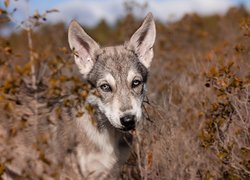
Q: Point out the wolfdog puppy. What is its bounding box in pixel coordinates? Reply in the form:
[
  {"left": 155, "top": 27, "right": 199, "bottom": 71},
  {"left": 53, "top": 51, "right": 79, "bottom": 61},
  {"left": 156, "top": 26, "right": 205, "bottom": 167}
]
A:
[{"left": 61, "top": 12, "right": 156, "bottom": 179}]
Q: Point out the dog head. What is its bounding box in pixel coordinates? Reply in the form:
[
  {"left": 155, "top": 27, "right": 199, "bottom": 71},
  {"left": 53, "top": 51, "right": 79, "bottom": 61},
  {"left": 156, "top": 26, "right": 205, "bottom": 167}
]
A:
[{"left": 68, "top": 13, "right": 156, "bottom": 131}]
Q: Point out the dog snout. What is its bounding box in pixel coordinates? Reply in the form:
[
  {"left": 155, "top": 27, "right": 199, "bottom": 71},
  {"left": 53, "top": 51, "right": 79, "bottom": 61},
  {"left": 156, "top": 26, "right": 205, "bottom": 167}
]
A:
[{"left": 120, "top": 115, "right": 136, "bottom": 130}]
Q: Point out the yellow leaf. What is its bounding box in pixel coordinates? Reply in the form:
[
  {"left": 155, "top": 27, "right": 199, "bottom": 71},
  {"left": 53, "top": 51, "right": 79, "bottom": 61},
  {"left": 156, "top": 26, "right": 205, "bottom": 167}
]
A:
[
  {"left": 85, "top": 104, "right": 95, "bottom": 114},
  {"left": 4, "top": 0, "right": 9, "bottom": 8},
  {"left": 4, "top": 102, "right": 14, "bottom": 111},
  {"left": 209, "top": 66, "right": 217, "bottom": 76},
  {"left": 0, "top": 95, "right": 5, "bottom": 101},
  {"left": 217, "top": 151, "right": 227, "bottom": 160},
  {"left": 91, "top": 117, "right": 97, "bottom": 126},
  {"left": 0, "top": 163, "right": 5, "bottom": 176}
]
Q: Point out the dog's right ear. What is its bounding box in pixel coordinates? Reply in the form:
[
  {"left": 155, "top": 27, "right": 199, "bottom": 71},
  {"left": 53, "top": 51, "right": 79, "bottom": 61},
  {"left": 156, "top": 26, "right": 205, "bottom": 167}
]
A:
[
  {"left": 127, "top": 13, "right": 156, "bottom": 69},
  {"left": 68, "top": 20, "right": 100, "bottom": 78}
]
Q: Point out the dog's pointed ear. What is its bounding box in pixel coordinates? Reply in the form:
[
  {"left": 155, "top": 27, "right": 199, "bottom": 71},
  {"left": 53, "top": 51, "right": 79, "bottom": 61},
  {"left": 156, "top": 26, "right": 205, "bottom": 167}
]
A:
[
  {"left": 127, "top": 13, "right": 156, "bottom": 69},
  {"left": 68, "top": 20, "right": 100, "bottom": 77}
]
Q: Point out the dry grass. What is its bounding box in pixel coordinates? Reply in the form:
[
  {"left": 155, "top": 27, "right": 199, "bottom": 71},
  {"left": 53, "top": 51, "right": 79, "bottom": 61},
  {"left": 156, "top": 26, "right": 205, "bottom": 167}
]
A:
[{"left": 0, "top": 7, "right": 249, "bottom": 179}]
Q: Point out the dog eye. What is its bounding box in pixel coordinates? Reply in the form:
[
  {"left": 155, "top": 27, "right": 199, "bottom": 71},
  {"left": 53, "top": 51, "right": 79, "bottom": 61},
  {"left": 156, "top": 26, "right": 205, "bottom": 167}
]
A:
[
  {"left": 100, "top": 83, "right": 112, "bottom": 92},
  {"left": 131, "top": 80, "right": 142, "bottom": 88}
]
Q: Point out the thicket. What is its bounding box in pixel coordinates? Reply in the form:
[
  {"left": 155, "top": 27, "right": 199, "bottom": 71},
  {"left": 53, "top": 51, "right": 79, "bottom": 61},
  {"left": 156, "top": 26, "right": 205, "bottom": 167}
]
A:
[{"left": 0, "top": 2, "right": 249, "bottom": 179}]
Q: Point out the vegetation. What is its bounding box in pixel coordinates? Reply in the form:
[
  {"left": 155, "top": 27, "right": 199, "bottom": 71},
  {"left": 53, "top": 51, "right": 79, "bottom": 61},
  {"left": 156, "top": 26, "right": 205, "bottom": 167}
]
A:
[{"left": 0, "top": 1, "right": 249, "bottom": 179}]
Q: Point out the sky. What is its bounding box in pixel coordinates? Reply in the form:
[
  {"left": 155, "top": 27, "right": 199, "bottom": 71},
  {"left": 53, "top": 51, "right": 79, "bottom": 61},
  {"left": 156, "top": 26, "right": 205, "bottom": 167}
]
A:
[{"left": 1, "top": 0, "right": 250, "bottom": 35}]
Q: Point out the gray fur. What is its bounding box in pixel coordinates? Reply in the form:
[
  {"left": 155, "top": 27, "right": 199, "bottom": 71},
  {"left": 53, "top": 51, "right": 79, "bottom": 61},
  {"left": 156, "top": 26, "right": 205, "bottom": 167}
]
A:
[
  {"left": 87, "top": 46, "right": 148, "bottom": 126},
  {"left": 66, "top": 12, "right": 156, "bottom": 178}
]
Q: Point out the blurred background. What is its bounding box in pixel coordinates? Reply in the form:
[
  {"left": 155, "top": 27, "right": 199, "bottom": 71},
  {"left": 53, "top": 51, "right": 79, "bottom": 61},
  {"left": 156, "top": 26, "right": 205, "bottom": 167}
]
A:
[
  {"left": 1, "top": 0, "right": 250, "bottom": 35},
  {"left": 0, "top": 0, "right": 249, "bottom": 179}
]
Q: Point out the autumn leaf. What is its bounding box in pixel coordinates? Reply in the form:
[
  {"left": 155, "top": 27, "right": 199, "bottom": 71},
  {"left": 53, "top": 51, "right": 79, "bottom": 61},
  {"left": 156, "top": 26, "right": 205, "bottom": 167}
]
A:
[
  {"left": 91, "top": 117, "right": 97, "bottom": 127},
  {"left": 209, "top": 66, "right": 218, "bottom": 76},
  {"left": 80, "top": 90, "right": 88, "bottom": 99},
  {"left": 4, "top": 46, "right": 12, "bottom": 55},
  {"left": 4, "top": 102, "right": 14, "bottom": 112},
  {"left": 0, "top": 9, "right": 7, "bottom": 15},
  {"left": 4, "top": 0, "right": 9, "bottom": 8},
  {"left": 0, "top": 163, "right": 5, "bottom": 176},
  {"left": 147, "top": 151, "right": 153, "bottom": 169},
  {"left": 76, "top": 111, "right": 84, "bottom": 118},
  {"left": 9, "top": 127, "right": 17, "bottom": 136}
]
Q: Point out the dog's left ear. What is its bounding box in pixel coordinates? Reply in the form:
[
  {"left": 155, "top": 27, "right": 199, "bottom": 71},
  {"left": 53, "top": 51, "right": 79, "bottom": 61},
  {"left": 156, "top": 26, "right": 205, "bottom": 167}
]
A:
[{"left": 127, "top": 13, "right": 156, "bottom": 69}]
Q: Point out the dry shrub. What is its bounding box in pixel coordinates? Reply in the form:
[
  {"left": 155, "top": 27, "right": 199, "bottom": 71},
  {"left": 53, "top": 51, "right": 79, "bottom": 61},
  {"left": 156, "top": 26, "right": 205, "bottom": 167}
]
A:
[{"left": 0, "top": 6, "right": 249, "bottom": 179}]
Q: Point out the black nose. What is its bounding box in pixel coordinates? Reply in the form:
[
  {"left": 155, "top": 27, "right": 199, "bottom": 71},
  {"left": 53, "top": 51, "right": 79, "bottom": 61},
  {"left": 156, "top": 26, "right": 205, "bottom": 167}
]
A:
[{"left": 120, "top": 115, "right": 136, "bottom": 130}]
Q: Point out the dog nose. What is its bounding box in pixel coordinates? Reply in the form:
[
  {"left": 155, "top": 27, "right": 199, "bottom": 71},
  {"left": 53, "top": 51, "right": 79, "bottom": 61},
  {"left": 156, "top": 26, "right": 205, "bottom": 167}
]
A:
[{"left": 120, "top": 115, "right": 136, "bottom": 129}]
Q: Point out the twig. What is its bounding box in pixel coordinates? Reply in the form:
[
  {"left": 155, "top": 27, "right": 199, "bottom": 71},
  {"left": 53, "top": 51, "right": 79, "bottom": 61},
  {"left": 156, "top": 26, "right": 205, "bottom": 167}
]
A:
[{"left": 135, "top": 130, "right": 145, "bottom": 179}]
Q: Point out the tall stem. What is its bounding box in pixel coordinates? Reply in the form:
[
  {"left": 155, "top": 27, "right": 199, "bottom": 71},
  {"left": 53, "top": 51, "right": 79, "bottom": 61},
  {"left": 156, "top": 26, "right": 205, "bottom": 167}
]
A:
[
  {"left": 27, "top": 28, "right": 38, "bottom": 128},
  {"left": 27, "top": 28, "right": 36, "bottom": 90}
]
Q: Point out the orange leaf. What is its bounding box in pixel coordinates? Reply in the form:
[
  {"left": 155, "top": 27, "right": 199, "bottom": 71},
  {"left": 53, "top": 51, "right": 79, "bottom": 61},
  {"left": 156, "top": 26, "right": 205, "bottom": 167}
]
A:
[
  {"left": 147, "top": 151, "right": 153, "bottom": 169},
  {"left": 0, "top": 163, "right": 5, "bottom": 176},
  {"left": 0, "top": 9, "right": 7, "bottom": 15}
]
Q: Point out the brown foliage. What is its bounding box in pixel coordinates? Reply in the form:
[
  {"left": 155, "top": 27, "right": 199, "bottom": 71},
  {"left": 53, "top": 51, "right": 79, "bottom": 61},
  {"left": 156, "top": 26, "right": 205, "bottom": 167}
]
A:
[{"left": 0, "top": 6, "right": 249, "bottom": 179}]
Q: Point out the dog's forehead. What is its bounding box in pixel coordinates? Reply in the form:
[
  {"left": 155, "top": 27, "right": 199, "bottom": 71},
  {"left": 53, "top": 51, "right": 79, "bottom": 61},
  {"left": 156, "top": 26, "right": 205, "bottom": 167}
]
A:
[
  {"left": 88, "top": 46, "right": 148, "bottom": 84},
  {"left": 97, "top": 46, "right": 136, "bottom": 70},
  {"left": 91, "top": 47, "right": 135, "bottom": 76}
]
